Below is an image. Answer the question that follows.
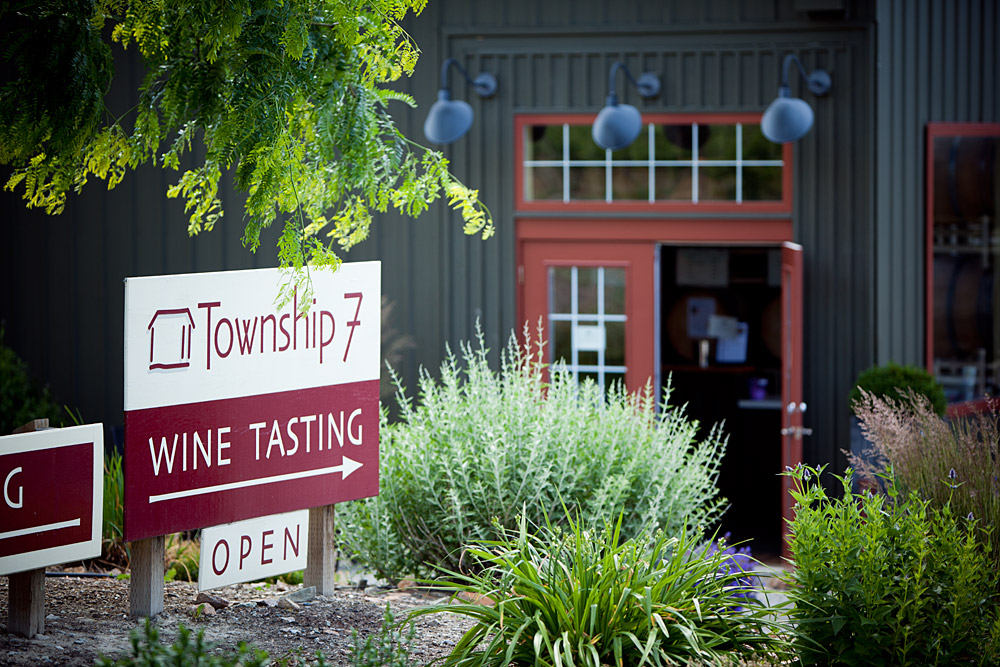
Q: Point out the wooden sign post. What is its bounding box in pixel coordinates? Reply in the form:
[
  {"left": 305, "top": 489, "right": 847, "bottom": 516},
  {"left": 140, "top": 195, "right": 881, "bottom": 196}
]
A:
[
  {"left": 2, "top": 420, "right": 103, "bottom": 637},
  {"left": 123, "top": 264, "right": 381, "bottom": 615}
]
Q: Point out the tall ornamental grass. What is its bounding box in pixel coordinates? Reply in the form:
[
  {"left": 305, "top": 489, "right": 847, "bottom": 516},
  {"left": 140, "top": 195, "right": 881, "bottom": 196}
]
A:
[
  {"left": 851, "top": 389, "right": 1000, "bottom": 570},
  {"left": 336, "top": 324, "right": 727, "bottom": 581}
]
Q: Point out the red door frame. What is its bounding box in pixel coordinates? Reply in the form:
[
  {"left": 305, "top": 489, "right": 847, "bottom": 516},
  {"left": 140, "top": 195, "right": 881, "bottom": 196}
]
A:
[{"left": 781, "top": 242, "right": 805, "bottom": 555}]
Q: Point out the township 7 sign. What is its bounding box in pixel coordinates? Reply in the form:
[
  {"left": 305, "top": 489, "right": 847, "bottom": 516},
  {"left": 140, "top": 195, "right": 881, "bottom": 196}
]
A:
[
  {"left": 0, "top": 424, "right": 103, "bottom": 575},
  {"left": 124, "top": 263, "right": 380, "bottom": 542}
]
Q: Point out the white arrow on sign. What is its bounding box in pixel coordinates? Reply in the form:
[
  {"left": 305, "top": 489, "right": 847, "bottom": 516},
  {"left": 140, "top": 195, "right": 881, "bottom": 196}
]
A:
[{"left": 147, "top": 456, "right": 364, "bottom": 504}]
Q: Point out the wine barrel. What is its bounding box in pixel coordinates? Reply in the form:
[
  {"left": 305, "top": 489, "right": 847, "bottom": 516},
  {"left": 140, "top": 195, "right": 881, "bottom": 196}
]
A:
[
  {"left": 933, "top": 254, "right": 995, "bottom": 359},
  {"left": 932, "top": 136, "right": 999, "bottom": 222}
]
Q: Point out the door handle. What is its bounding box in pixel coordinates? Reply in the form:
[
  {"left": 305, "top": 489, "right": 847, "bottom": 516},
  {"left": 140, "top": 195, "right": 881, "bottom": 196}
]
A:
[{"left": 781, "top": 426, "right": 813, "bottom": 439}]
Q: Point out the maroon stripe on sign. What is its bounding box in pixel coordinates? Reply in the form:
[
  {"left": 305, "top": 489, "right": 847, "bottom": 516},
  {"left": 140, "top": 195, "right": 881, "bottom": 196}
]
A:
[
  {"left": 123, "top": 380, "right": 379, "bottom": 542},
  {"left": 0, "top": 442, "right": 94, "bottom": 557}
]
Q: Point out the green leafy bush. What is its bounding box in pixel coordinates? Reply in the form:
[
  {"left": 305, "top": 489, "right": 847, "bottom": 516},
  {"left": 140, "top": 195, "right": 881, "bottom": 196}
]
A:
[
  {"left": 785, "top": 465, "right": 999, "bottom": 666},
  {"left": 849, "top": 361, "right": 946, "bottom": 416},
  {"left": 850, "top": 391, "right": 1000, "bottom": 576},
  {"left": 337, "top": 324, "right": 727, "bottom": 580},
  {"left": 410, "top": 512, "right": 792, "bottom": 667},
  {"left": 0, "top": 324, "right": 66, "bottom": 434}
]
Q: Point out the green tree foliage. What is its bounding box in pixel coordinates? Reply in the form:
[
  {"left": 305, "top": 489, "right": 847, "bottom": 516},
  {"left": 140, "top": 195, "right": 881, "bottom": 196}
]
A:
[{"left": 0, "top": 1, "right": 492, "bottom": 293}]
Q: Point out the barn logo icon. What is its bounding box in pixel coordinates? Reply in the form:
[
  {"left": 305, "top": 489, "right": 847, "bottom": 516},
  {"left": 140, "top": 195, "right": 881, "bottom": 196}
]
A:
[{"left": 148, "top": 308, "right": 195, "bottom": 371}]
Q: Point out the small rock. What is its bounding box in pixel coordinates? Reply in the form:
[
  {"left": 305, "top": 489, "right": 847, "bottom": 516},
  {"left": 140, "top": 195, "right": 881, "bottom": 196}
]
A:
[
  {"left": 74, "top": 639, "right": 85, "bottom": 645},
  {"left": 276, "top": 597, "right": 300, "bottom": 611},
  {"left": 397, "top": 578, "right": 419, "bottom": 590},
  {"left": 191, "top": 603, "right": 216, "bottom": 617},
  {"left": 33, "top": 634, "right": 46, "bottom": 640},
  {"left": 256, "top": 598, "right": 278, "bottom": 607},
  {"left": 457, "top": 590, "right": 495, "bottom": 606},
  {"left": 195, "top": 591, "right": 230, "bottom": 610},
  {"left": 284, "top": 586, "right": 316, "bottom": 603},
  {"left": 45, "top": 614, "right": 59, "bottom": 621},
  {"left": 278, "top": 616, "right": 296, "bottom": 623}
]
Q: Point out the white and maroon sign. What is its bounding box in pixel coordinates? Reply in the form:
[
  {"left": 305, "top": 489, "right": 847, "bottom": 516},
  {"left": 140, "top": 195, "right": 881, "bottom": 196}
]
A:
[
  {"left": 124, "top": 263, "right": 380, "bottom": 542},
  {"left": 198, "top": 510, "right": 308, "bottom": 591},
  {"left": 0, "top": 424, "right": 103, "bottom": 575}
]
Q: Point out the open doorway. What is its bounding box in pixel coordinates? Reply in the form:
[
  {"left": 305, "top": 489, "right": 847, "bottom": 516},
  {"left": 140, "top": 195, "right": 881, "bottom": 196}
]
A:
[{"left": 659, "top": 244, "right": 785, "bottom": 556}]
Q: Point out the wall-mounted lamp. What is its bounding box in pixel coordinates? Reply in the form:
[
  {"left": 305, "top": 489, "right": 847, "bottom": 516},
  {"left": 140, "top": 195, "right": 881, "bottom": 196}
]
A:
[
  {"left": 761, "top": 53, "right": 832, "bottom": 144},
  {"left": 423, "top": 58, "right": 498, "bottom": 145},
  {"left": 591, "top": 62, "right": 661, "bottom": 151}
]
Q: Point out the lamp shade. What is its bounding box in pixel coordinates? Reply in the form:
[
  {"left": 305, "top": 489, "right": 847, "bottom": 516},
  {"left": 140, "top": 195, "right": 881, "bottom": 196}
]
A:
[
  {"left": 592, "top": 98, "right": 643, "bottom": 151},
  {"left": 761, "top": 92, "right": 815, "bottom": 144},
  {"left": 423, "top": 90, "right": 474, "bottom": 145}
]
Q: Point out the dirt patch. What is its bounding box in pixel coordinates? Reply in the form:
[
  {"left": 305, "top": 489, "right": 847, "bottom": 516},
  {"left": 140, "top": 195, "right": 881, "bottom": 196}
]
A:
[{"left": 0, "top": 575, "right": 473, "bottom": 666}]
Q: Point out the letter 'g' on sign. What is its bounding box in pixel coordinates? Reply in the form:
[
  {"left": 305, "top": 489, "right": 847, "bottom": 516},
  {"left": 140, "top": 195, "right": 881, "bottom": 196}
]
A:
[
  {"left": 197, "top": 510, "right": 309, "bottom": 591},
  {"left": 4, "top": 467, "right": 23, "bottom": 508}
]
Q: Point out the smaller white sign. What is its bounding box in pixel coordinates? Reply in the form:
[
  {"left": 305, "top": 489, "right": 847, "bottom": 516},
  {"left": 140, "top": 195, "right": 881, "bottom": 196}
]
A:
[
  {"left": 707, "top": 314, "right": 741, "bottom": 339},
  {"left": 198, "top": 510, "right": 309, "bottom": 591},
  {"left": 574, "top": 325, "right": 605, "bottom": 352}
]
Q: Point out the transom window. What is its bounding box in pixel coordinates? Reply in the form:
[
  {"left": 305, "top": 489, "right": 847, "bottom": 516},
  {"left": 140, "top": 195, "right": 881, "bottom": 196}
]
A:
[
  {"left": 522, "top": 119, "right": 785, "bottom": 205},
  {"left": 548, "top": 265, "right": 626, "bottom": 389}
]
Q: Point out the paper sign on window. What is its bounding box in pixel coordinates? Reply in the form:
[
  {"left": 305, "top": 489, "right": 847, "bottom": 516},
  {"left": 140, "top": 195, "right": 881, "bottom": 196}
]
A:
[{"left": 574, "top": 325, "right": 605, "bottom": 352}]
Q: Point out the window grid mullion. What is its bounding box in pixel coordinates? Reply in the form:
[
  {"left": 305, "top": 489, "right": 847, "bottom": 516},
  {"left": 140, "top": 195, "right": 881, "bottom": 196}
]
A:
[
  {"left": 648, "top": 124, "right": 655, "bottom": 203},
  {"left": 562, "top": 124, "right": 570, "bottom": 203},
  {"left": 736, "top": 123, "right": 743, "bottom": 204},
  {"left": 597, "top": 267, "right": 606, "bottom": 388},
  {"left": 570, "top": 266, "right": 579, "bottom": 379},
  {"left": 692, "top": 123, "right": 700, "bottom": 203}
]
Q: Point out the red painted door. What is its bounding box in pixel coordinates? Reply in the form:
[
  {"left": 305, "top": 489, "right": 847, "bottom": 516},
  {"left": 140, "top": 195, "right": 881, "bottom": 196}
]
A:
[
  {"left": 780, "top": 241, "right": 806, "bottom": 553},
  {"left": 520, "top": 241, "right": 655, "bottom": 392}
]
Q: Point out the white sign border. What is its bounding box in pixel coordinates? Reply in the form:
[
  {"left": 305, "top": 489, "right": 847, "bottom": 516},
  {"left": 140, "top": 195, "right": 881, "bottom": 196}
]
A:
[{"left": 0, "top": 424, "right": 103, "bottom": 576}]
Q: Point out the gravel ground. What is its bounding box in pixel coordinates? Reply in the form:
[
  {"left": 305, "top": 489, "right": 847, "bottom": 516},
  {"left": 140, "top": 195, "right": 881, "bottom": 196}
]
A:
[
  {"left": 0, "top": 573, "right": 474, "bottom": 666},
  {"left": 1, "top": 563, "right": 793, "bottom": 666}
]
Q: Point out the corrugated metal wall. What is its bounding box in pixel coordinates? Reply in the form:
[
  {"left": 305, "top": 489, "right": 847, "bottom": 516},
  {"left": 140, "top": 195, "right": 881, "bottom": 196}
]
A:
[
  {"left": 7, "top": 0, "right": 958, "bottom": 474},
  {"left": 874, "top": 0, "right": 1000, "bottom": 366},
  {"left": 358, "top": 0, "right": 876, "bottom": 467}
]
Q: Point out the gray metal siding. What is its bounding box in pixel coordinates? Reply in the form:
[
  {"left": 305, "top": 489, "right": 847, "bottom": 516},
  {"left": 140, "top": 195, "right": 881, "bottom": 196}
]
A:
[
  {"left": 12, "top": 0, "right": 978, "bottom": 477},
  {"left": 382, "top": 6, "right": 874, "bottom": 468},
  {"left": 874, "top": 0, "right": 1000, "bottom": 367}
]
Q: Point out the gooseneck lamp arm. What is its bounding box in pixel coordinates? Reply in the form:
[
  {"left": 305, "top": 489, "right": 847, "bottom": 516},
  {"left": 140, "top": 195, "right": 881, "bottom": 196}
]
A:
[
  {"left": 779, "top": 53, "right": 832, "bottom": 97},
  {"left": 605, "top": 61, "right": 661, "bottom": 105},
  {"left": 437, "top": 57, "right": 497, "bottom": 99}
]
